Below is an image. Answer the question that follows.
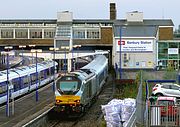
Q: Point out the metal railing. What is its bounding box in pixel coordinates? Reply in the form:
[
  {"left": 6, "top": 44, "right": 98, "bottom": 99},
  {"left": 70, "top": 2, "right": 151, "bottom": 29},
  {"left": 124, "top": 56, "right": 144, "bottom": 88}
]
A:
[{"left": 148, "top": 104, "right": 180, "bottom": 127}]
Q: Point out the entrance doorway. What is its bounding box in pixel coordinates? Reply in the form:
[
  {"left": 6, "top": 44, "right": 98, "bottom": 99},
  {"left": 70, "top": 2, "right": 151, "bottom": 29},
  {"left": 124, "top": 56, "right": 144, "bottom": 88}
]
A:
[{"left": 168, "top": 60, "right": 178, "bottom": 70}]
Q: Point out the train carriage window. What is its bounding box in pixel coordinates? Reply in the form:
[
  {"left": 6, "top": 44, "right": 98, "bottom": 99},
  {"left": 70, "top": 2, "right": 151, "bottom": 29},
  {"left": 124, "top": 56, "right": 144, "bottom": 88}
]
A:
[
  {"left": 12, "top": 78, "right": 20, "bottom": 91},
  {"left": 44, "top": 69, "right": 47, "bottom": 79},
  {"left": 47, "top": 68, "right": 50, "bottom": 76},
  {"left": 0, "top": 82, "right": 7, "bottom": 95},
  {"left": 40, "top": 71, "right": 44, "bottom": 79},
  {"left": 30, "top": 73, "right": 37, "bottom": 85},
  {"left": 22, "top": 76, "right": 29, "bottom": 88},
  {"left": 50, "top": 67, "right": 54, "bottom": 75}
]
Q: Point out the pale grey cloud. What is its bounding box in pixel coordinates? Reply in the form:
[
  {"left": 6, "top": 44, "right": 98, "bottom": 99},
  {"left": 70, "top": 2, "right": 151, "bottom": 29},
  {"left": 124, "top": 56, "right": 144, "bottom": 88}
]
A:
[{"left": 0, "top": 0, "right": 179, "bottom": 28}]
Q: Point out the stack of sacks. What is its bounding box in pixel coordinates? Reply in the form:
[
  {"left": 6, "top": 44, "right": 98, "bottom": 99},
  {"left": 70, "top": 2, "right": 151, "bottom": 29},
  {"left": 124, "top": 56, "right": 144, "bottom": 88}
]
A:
[
  {"left": 121, "top": 98, "right": 136, "bottom": 127},
  {"left": 101, "top": 99, "right": 123, "bottom": 127},
  {"left": 101, "top": 98, "right": 136, "bottom": 127}
]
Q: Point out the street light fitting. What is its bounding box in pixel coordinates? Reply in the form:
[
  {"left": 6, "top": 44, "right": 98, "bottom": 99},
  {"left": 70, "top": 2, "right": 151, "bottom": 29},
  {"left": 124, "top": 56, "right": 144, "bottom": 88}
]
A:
[
  {"left": 49, "top": 47, "right": 59, "bottom": 51},
  {"left": 31, "top": 49, "right": 42, "bottom": 53},
  {"left": 61, "top": 46, "right": 70, "bottom": 50},
  {"left": 29, "top": 44, "right": 36, "bottom": 47},
  {"left": 73, "top": 45, "right": 81, "bottom": 48},
  {"left": 19, "top": 45, "right": 26, "bottom": 48},
  {"left": 4, "top": 46, "right": 13, "bottom": 50}
]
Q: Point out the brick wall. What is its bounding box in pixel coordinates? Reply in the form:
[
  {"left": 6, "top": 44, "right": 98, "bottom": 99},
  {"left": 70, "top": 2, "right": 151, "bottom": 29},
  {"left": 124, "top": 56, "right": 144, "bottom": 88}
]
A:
[
  {"left": 159, "top": 27, "right": 173, "bottom": 40},
  {"left": 0, "top": 39, "right": 54, "bottom": 46},
  {"left": 100, "top": 27, "right": 113, "bottom": 45}
]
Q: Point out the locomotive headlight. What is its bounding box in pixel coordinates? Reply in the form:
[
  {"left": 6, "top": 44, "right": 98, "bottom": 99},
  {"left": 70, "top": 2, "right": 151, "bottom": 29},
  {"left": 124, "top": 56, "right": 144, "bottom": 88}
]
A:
[
  {"left": 56, "top": 100, "right": 62, "bottom": 103},
  {"left": 75, "top": 100, "right": 80, "bottom": 103}
]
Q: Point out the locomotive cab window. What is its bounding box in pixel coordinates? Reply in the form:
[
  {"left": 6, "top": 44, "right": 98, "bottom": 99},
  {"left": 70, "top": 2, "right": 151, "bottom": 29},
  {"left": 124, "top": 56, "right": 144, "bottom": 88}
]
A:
[
  {"left": 56, "top": 76, "right": 81, "bottom": 95},
  {"left": 59, "top": 81, "right": 78, "bottom": 91}
]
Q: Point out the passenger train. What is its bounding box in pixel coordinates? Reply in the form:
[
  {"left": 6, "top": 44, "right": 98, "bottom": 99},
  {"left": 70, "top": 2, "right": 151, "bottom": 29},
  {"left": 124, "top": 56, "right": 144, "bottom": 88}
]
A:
[
  {"left": 54, "top": 55, "right": 108, "bottom": 113},
  {"left": 0, "top": 60, "right": 58, "bottom": 105}
]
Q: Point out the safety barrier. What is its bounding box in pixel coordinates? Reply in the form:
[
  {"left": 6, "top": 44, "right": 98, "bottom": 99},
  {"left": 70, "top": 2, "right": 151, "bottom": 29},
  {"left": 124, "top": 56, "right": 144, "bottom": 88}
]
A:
[{"left": 148, "top": 104, "right": 180, "bottom": 127}]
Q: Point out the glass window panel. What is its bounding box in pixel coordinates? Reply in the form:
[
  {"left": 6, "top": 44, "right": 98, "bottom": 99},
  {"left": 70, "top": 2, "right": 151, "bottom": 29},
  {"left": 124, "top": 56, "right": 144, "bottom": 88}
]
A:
[
  {"left": 87, "top": 29, "right": 100, "bottom": 39},
  {"left": 169, "top": 54, "right": 178, "bottom": 59},
  {"left": 1, "top": 29, "right": 13, "bottom": 38},
  {"left": 158, "top": 53, "right": 168, "bottom": 59},
  {"left": 56, "top": 26, "right": 71, "bottom": 37},
  {"left": 30, "top": 29, "right": 42, "bottom": 38},
  {"left": 158, "top": 48, "right": 168, "bottom": 54},
  {"left": 158, "top": 42, "right": 168, "bottom": 49},
  {"left": 59, "top": 81, "right": 78, "bottom": 91},
  {"left": 44, "top": 29, "right": 55, "bottom": 38},
  {"left": 169, "top": 43, "right": 178, "bottom": 48},
  {"left": 73, "top": 29, "right": 85, "bottom": 39},
  {"left": 161, "top": 60, "right": 167, "bottom": 66},
  {"left": 161, "top": 85, "right": 170, "bottom": 89},
  {"left": 170, "top": 85, "right": 179, "bottom": 90},
  {"left": 15, "top": 29, "right": 28, "bottom": 38}
]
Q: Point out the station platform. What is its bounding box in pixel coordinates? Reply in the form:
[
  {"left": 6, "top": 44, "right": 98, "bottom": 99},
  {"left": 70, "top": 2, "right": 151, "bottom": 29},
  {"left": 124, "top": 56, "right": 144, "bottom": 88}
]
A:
[{"left": 0, "top": 83, "right": 54, "bottom": 127}]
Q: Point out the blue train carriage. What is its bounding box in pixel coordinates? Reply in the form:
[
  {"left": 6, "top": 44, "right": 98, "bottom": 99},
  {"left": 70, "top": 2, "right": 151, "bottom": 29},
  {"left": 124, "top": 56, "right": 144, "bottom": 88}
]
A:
[
  {"left": 0, "top": 60, "right": 58, "bottom": 105},
  {"left": 0, "top": 70, "right": 19, "bottom": 104},
  {"left": 54, "top": 55, "right": 108, "bottom": 113}
]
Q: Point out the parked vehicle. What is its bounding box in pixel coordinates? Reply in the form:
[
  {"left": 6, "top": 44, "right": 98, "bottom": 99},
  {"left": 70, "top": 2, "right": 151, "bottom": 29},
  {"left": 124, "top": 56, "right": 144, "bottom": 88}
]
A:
[
  {"left": 152, "top": 83, "right": 180, "bottom": 98},
  {"left": 149, "top": 96, "right": 180, "bottom": 126},
  {"left": 157, "top": 96, "right": 178, "bottom": 117}
]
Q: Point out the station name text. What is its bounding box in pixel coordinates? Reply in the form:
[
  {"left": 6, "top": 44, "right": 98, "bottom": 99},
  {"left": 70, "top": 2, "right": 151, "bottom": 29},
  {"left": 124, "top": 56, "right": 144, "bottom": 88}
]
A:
[{"left": 127, "top": 41, "right": 151, "bottom": 45}]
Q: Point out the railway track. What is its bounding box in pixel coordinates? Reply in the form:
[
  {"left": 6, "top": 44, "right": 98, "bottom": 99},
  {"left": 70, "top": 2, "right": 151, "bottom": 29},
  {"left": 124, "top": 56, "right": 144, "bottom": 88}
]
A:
[
  {"left": 47, "top": 72, "right": 115, "bottom": 127},
  {"left": 0, "top": 82, "right": 54, "bottom": 127}
]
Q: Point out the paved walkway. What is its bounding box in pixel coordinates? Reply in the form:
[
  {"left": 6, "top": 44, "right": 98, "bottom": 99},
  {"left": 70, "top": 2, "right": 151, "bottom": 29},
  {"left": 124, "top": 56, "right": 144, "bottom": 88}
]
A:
[{"left": 0, "top": 83, "right": 54, "bottom": 127}]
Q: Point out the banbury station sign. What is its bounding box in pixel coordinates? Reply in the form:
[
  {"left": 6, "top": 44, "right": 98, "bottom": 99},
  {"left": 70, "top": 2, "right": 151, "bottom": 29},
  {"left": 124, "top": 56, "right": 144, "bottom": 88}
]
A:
[{"left": 116, "top": 39, "right": 153, "bottom": 52}]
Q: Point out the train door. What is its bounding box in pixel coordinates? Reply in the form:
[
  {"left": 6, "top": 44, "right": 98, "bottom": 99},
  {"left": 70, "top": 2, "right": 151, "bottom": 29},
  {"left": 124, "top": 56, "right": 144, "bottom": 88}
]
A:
[
  {"left": 87, "top": 81, "right": 92, "bottom": 99},
  {"left": 96, "top": 74, "right": 99, "bottom": 89},
  {"left": 28, "top": 74, "right": 31, "bottom": 91},
  {"left": 91, "top": 78, "right": 96, "bottom": 96},
  {"left": 38, "top": 72, "right": 41, "bottom": 86}
]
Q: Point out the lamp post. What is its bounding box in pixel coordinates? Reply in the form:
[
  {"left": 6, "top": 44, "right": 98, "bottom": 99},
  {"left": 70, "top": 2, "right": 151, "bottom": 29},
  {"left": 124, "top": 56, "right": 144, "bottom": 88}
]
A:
[
  {"left": 71, "top": 46, "right": 74, "bottom": 71},
  {"left": 61, "top": 46, "right": 70, "bottom": 73},
  {"left": 72, "top": 45, "right": 81, "bottom": 71},
  {"left": 19, "top": 45, "right": 26, "bottom": 64},
  {"left": 73, "top": 45, "right": 81, "bottom": 70},
  {"left": 49, "top": 47, "right": 59, "bottom": 91},
  {"left": 4, "top": 46, "right": 13, "bottom": 117},
  {"left": 119, "top": 27, "right": 122, "bottom": 79},
  {"left": 29, "top": 45, "right": 36, "bottom": 64},
  {"left": 31, "top": 49, "right": 42, "bottom": 102}
]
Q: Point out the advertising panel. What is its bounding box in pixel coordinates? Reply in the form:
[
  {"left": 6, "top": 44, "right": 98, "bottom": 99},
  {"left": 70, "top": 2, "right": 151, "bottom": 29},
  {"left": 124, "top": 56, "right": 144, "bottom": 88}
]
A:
[{"left": 116, "top": 39, "right": 153, "bottom": 52}]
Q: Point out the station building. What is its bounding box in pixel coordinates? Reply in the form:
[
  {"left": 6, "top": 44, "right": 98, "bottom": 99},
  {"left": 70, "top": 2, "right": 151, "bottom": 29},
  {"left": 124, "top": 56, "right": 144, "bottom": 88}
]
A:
[
  {"left": 112, "top": 11, "right": 174, "bottom": 70},
  {"left": 0, "top": 3, "right": 176, "bottom": 71}
]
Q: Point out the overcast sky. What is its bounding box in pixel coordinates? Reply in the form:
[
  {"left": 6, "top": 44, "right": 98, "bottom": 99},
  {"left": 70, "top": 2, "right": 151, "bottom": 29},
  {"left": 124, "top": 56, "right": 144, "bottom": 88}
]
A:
[{"left": 0, "top": 0, "right": 179, "bottom": 29}]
